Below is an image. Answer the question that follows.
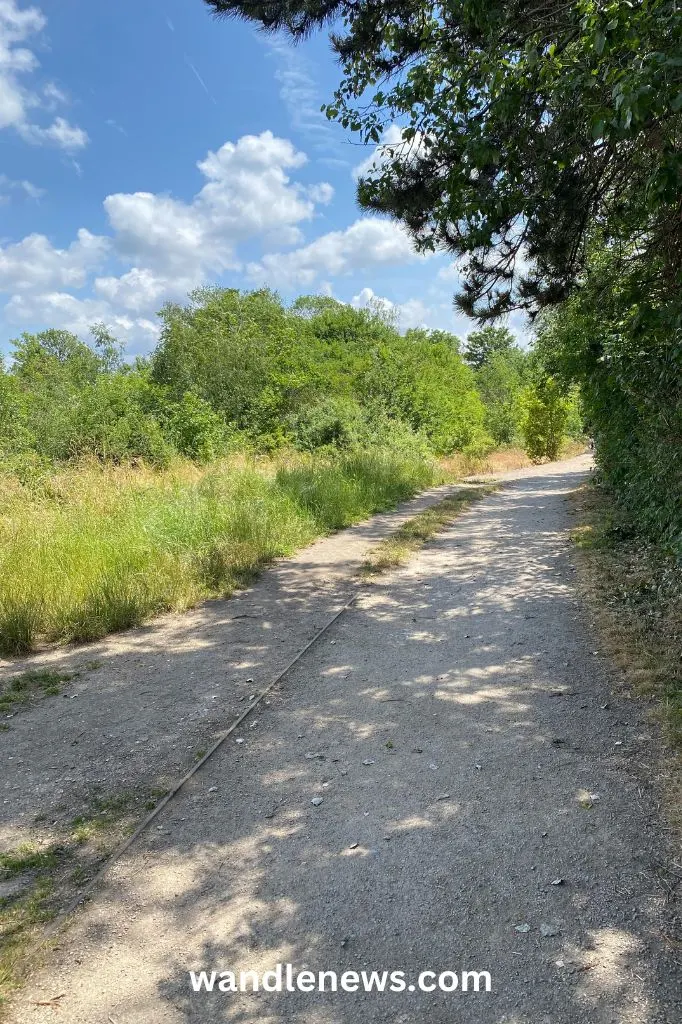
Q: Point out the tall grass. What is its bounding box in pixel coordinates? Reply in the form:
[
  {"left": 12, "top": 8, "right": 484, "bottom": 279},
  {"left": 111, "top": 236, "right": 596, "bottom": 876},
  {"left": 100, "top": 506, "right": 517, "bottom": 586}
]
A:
[{"left": 0, "top": 450, "right": 441, "bottom": 655}]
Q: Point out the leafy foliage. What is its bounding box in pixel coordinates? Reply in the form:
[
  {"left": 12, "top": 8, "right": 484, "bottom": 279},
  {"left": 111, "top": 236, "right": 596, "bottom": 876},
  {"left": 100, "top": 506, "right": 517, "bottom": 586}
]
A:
[
  {"left": 475, "top": 348, "right": 529, "bottom": 446},
  {"left": 464, "top": 326, "right": 516, "bottom": 370},
  {"left": 521, "top": 377, "right": 572, "bottom": 463},
  {"left": 0, "top": 291, "right": 544, "bottom": 470},
  {"left": 208, "top": 1, "right": 682, "bottom": 321},
  {"left": 205, "top": 0, "right": 679, "bottom": 547},
  {"left": 151, "top": 288, "right": 492, "bottom": 456},
  {"left": 535, "top": 245, "right": 682, "bottom": 547}
]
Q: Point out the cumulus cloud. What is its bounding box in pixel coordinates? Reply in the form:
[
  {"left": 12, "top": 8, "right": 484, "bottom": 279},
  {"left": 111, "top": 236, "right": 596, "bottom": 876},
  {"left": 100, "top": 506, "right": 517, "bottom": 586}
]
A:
[
  {"left": 351, "top": 286, "right": 481, "bottom": 338},
  {"left": 0, "top": 1, "right": 88, "bottom": 149},
  {"left": 0, "top": 130, "right": 337, "bottom": 347},
  {"left": 0, "top": 228, "right": 108, "bottom": 292},
  {"left": 93, "top": 268, "right": 189, "bottom": 316},
  {"left": 4, "top": 290, "right": 160, "bottom": 349},
  {"left": 248, "top": 217, "right": 420, "bottom": 288},
  {"left": 104, "top": 131, "right": 329, "bottom": 277},
  {"left": 0, "top": 118, "right": 434, "bottom": 350}
]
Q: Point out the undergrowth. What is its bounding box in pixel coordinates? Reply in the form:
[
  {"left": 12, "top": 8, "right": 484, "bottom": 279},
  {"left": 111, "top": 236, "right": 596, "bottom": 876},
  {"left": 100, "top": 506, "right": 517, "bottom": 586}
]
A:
[
  {"left": 0, "top": 449, "right": 441, "bottom": 654},
  {"left": 570, "top": 483, "right": 682, "bottom": 753}
]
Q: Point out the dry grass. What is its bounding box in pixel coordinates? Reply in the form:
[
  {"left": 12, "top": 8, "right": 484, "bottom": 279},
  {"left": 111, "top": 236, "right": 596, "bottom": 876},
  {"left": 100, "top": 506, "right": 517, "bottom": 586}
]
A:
[
  {"left": 361, "top": 486, "right": 495, "bottom": 576},
  {"left": 569, "top": 483, "right": 682, "bottom": 829},
  {"left": 439, "top": 446, "right": 533, "bottom": 479},
  {"left": 439, "top": 440, "right": 585, "bottom": 480}
]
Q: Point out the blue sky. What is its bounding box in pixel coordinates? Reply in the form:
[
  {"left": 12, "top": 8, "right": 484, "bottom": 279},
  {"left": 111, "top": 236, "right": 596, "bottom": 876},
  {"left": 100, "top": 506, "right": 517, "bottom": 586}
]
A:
[{"left": 0, "top": 0, "right": 524, "bottom": 357}]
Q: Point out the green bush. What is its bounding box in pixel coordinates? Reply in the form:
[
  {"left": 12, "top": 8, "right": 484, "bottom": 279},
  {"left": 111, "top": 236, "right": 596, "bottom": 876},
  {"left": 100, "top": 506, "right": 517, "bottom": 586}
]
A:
[
  {"left": 287, "top": 395, "right": 366, "bottom": 451},
  {"left": 162, "top": 391, "right": 232, "bottom": 462},
  {"left": 2, "top": 288, "right": 539, "bottom": 471},
  {"left": 535, "top": 245, "right": 682, "bottom": 547},
  {"left": 521, "top": 378, "right": 571, "bottom": 463}
]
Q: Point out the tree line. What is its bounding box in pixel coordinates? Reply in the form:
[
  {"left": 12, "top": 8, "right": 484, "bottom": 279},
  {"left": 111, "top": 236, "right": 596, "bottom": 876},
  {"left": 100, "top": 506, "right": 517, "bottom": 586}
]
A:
[
  {"left": 205, "top": 0, "right": 681, "bottom": 547},
  {"left": 0, "top": 288, "right": 580, "bottom": 473}
]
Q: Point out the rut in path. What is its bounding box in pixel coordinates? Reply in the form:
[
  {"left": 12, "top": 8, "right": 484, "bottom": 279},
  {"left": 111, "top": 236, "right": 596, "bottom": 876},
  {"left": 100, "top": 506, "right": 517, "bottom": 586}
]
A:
[{"left": 9, "top": 456, "right": 681, "bottom": 1023}]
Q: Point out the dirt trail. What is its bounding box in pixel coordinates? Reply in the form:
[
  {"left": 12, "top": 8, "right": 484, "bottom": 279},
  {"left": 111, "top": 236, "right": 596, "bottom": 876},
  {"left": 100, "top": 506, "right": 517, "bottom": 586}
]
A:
[
  {"left": 6, "top": 455, "right": 681, "bottom": 1022},
  {"left": 0, "top": 475, "right": 490, "bottom": 852}
]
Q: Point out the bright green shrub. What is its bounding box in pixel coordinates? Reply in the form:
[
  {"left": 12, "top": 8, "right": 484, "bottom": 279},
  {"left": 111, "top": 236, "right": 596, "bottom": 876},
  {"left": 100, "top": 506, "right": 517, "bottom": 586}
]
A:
[{"left": 521, "top": 378, "right": 571, "bottom": 463}]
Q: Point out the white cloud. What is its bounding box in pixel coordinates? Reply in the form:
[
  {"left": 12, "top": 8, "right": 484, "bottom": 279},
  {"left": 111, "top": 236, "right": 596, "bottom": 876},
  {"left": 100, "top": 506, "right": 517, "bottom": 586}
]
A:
[
  {"left": 351, "top": 287, "right": 431, "bottom": 331},
  {"left": 437, "top": 263, "right": 461, "bottom": 282},
  {"left": 42, "top": 81, "right": 66, "bottom": 108},
  {"left": 20, "top": 115, "right": 88, "bottom": 150},
  {"left": 0, "top": 172, "right": 44, "bottom": 199},
  {"left": 0, "top": 125, "right": 473, "bottom": 351},
  {"left": 0, "top": 1, "right": 88, "bottom": 149},
  {"left": 351, "top": 286, "right": 479, "bottom": 338},
  {"left": 0, "top": 0, "right": 44, "bottom": 130},
  {"left": 19, "top": 177, "right": 43, "bottom": 198},
  {"left": 264, "top": 35, "right": 337, "bottom": 154},
  {"left": 104, "top": 131, "right": 330, "bottom": 277},
  {"left": 350, "top": 286, "right": 394, "bottom": 317},
  {"left": 306, "top": 182, "right": 334, "bottom": 205},
  {"left": 249, "top": 217, "right": 420, "bottom": 288},
  {"left": 94, "top": 268, "right": 190, "bottom": 315},
  {"left": 0, "top": 229, "right": 108, "bottom": 292},
  {"left": 4, "top": 290, "right": 160, "bottom": 349},
  {"left": 0, "top": 131, "right": 335, "bottom": 347}
]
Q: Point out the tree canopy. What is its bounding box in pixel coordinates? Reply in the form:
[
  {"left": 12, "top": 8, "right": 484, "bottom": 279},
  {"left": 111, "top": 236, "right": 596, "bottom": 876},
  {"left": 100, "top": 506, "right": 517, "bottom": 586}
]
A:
[
  {"left": 463, "top": 325, "right": 515, "bottom": 369},
  {"left": 205, "top": 1, "right": 682, "bottom": 320}
]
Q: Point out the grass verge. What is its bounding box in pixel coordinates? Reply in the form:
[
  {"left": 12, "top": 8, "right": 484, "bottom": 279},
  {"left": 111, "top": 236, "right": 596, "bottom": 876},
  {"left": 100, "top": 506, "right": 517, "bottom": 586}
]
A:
[
  {"left": 361, "top": 486, "right": 495, "bottom": 576},
  {"left": 0, "top": 788, "right": 160, "bottom": 1013},
  {"left": 569, "top": 483, "right": 681, "bottom": 825},
  {"left": 0, "top": 449, "right": 442, "bottom": 655}
]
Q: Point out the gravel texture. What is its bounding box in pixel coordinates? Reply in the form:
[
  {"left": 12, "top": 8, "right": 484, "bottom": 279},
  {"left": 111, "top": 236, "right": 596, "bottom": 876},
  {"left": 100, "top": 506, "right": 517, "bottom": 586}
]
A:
[{"left": 5, "top": 455, "right": 681, "bottom": 1023}]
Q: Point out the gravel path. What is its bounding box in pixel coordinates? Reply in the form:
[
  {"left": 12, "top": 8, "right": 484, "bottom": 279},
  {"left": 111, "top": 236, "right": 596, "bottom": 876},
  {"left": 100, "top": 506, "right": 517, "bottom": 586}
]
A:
[{"left": 7, "top": 455, "right": 681, "bottom": 1022}]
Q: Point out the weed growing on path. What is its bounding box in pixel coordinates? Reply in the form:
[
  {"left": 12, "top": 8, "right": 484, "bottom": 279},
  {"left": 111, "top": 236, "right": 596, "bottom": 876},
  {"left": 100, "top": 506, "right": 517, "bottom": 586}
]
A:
[
  {"left": 361, "top": 487, "right": 495, "bottom": 576},
  {"left": 0, "top": 670, "right": 76, "bottom": 714}
]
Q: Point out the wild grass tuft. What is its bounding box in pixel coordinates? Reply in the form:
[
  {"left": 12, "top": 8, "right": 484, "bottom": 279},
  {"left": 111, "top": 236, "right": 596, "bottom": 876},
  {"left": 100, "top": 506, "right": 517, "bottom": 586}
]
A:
[
  {"left": 0, "top": 449, "right": 443, "bottom": 654},
  {"left": 361, "top": 487, "right": 494, "bottom": 576},
  {"left": 0, "top": 669, "right": 76, "bottom": 713}
]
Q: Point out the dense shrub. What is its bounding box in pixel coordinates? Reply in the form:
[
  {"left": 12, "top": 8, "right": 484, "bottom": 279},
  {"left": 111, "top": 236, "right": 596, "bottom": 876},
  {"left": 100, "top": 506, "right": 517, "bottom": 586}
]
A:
[
  {"left": 535, "top": 247, "right": 682, "bottom": 548},
  {"left": 1, "top": 288, "right": 566, "bottom": 471}
]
